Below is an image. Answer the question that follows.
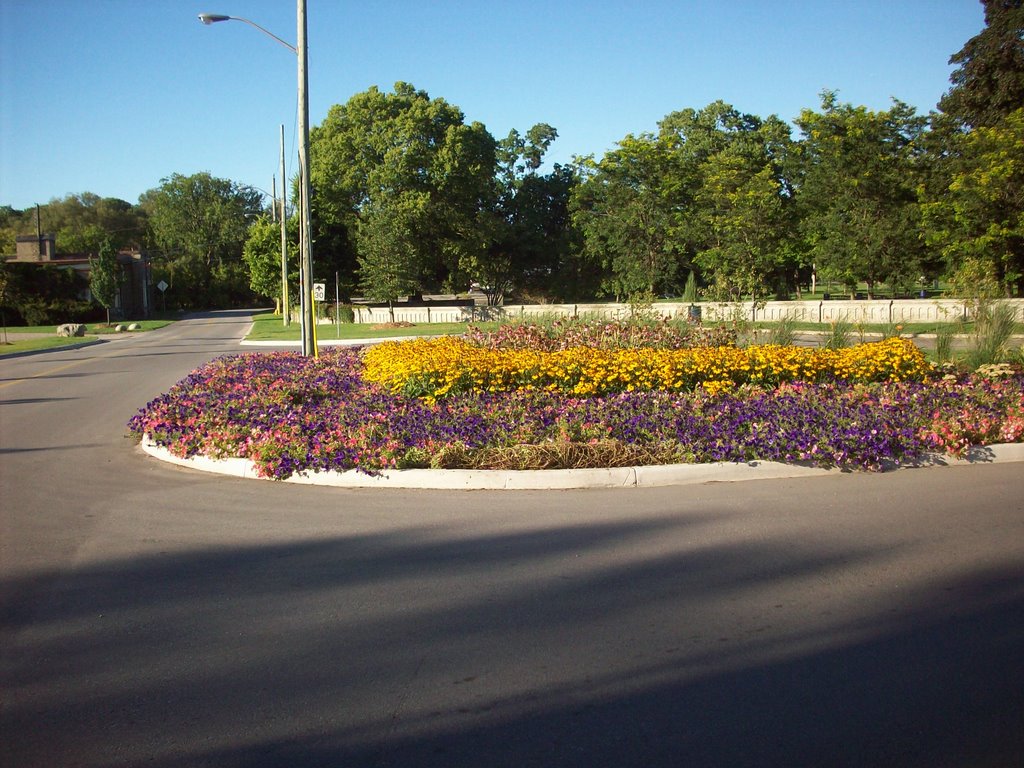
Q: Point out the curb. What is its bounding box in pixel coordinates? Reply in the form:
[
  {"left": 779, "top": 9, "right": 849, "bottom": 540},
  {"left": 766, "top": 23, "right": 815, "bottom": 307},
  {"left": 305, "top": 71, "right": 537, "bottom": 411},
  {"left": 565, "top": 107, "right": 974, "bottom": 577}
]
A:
[{"left": 139, "top": 438, "right": 1024, "bottom": 490}]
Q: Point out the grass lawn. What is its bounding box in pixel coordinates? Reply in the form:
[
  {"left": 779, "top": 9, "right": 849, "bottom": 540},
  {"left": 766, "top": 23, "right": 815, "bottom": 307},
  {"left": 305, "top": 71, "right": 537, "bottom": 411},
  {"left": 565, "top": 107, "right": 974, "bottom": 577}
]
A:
[
  {"left": 0, "top": 335, "right": 101, "bottom": 355},
  {"left": 248, "top": 313, "right": 501, "bottom": 342},
  {"left": 0, "top": 319, "right": 174, "bottom": 357}
]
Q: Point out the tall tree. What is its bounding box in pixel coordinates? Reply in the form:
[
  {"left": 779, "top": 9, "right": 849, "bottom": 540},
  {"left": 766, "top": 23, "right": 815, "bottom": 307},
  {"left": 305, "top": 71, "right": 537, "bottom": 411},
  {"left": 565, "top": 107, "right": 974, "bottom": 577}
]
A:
[
  {"left": 242, "top": 216, "right": 298, "bottom": 309},
  {"left": 140, "top": 173, "right": 263, "bottom": 308},
  {"left": 795, "top": 93, "right": 929, "bottom": 297},
  {"left": 469, "top": 125, "right": 578, "bottom": 305},
  {"left": 12, "top": 193, "right": 147, "bottom": 253},
  {"left": 88, "top": 239, "right": 121, "bottom": 325},
  {"left": 309, "top": 82, "right": 497, "bottom": 297},
  {"left": 356, "top": 197, "right": 422, "bottom": 321},
  {"left": 571, "top": 134, "right": 680, "bottom": 300},
  {"left": 921, "top": 107, "right": 1024, "bottom": 296},
  {"left": 939, "top": 0, "right": 1024, "bottom": 129}
]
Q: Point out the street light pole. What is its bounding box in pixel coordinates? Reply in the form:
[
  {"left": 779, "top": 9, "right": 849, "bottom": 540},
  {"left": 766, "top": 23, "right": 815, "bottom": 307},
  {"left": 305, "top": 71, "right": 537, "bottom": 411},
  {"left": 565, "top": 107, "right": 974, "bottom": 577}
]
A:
[
  {"left": 198, "top": 3, "right": 315, "bottom": 355},
  {"left": 279, "top": 124, "right": 290, "bottom": 327},
  {"left": 296, "top": 0, "right": 315, "bottom": 357}
]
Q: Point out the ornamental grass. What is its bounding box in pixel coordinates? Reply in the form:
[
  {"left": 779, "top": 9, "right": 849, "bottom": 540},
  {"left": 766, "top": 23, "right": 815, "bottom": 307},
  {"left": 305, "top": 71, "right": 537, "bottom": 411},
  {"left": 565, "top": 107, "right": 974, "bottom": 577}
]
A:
[
  {"left": 363, "top": 337, "right": 934, "bottom": 400},
  {"left": 128, "top": 346, "right": 1024, "bottom": 480}
]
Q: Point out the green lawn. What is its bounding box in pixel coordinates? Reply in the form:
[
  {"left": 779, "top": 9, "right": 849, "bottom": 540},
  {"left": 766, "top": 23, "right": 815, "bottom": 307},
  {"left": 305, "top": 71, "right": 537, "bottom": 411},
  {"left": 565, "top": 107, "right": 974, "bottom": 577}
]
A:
[
  {"left": 0, "top": 319, "right": 174, "bottom": 357},
  {"left": 248, "top": 313, "right": 501, "bottom": 342},
  {"left": 0, "top": 335, "right": 100, "bottom": 355},
  {"left": 3, "top": 319, "right": 173, "bottom": 335}
]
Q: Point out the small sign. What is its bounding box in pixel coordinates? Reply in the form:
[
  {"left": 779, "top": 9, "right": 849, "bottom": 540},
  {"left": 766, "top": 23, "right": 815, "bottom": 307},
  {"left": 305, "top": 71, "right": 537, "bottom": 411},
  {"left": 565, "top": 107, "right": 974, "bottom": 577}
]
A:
[
  {"left": 313, "top": 283, "right": 326, "bottom": 301},
  {"left": 157, "top": 280, "right": 169, "bottom": 293}
]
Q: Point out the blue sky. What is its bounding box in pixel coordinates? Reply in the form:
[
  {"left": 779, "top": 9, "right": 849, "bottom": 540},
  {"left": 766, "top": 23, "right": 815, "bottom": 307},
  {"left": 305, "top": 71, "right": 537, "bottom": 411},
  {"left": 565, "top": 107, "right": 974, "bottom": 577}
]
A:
[{"left": 1, "top": 0, "right": 985, "bottom": 212}]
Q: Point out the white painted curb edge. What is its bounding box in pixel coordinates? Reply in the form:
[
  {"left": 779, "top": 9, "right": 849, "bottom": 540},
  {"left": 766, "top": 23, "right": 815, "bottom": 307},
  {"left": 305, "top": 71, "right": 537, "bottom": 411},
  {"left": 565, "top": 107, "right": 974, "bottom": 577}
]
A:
[{"left": 139, "top": 437, "right": 1024, "bottom": 490}]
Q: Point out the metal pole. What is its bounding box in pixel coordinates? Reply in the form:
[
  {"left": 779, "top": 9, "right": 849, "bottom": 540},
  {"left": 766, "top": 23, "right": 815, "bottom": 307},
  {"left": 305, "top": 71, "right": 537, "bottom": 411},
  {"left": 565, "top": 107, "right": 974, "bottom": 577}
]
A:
[
  {"left": 297, "top": 0, "right": 315, "bottom": 356},
  {"left": 279, "top": 124, "right": 290, "bottom": 327}
]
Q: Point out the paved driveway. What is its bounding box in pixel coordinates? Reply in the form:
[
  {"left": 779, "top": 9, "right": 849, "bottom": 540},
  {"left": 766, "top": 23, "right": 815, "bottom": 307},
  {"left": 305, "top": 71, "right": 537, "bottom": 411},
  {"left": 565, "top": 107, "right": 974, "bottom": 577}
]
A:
[{"left": 2, "top": 311, "right": 1022, "bottom": 767}]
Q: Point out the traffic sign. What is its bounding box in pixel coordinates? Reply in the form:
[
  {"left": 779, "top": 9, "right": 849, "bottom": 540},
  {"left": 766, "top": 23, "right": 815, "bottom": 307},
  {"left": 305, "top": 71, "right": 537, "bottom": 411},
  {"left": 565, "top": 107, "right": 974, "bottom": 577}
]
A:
[{"left": 312, "top": 283, "right": 326, "bottom": 301}]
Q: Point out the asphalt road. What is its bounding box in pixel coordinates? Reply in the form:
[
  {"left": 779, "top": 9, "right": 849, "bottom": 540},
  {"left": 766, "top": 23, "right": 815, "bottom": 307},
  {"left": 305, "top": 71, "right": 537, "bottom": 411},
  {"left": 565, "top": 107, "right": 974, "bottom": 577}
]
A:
[{"left": 1, "top": 311, "right": 1022, "bottom": 768}]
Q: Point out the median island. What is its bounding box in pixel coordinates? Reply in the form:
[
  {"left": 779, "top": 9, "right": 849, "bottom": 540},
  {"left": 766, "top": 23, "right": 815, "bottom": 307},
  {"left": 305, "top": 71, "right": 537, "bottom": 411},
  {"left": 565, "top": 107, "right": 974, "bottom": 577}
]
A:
[{"left": 129, "top": 318, "right": 1024, "bottom": 482}]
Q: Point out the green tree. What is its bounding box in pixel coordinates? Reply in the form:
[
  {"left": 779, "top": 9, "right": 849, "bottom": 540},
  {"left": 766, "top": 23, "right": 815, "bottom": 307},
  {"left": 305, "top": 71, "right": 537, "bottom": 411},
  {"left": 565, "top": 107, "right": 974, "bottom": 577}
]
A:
[
  {"left": 939, "top": 0, "right": 1024, "bottom": 129},
  {"left": 921, "top": 107, "right": 1024, "bottom": 296},
  {"left": 11, "top": 193, "right": 147, "bottom": 254},
  {"left": 242, "top": 216, "right": 298, "bottom": 308},
  {"left": 795, "top": 93, "right": 929, "bottom": 297},
  {"left": 140, "top": 172, "right": 263, "bottom": 308},
  {"left": 357, "top": 197, "right": 422, "bottom": 321},
  {"left": 88, "top": 239, "right": 121, "bottom": 325},
  {"left": 571, "top": 134, "right": 679, "bottom": 300},
  {"left": 681, "top": 107, "right": 798, "bottom": 300},
  {"left": 310, "top": 82, "right": 497, "bottom": 297},
  {"left": 468, "top": 125, "right": 578, "bottom": 304}
]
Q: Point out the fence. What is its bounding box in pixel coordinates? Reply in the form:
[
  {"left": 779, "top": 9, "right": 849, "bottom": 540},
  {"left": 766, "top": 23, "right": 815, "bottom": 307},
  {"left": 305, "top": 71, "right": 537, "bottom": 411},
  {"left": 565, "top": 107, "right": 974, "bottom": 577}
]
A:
[{"left": 345, "top": 299, "right": 1024, "bottom": 326}]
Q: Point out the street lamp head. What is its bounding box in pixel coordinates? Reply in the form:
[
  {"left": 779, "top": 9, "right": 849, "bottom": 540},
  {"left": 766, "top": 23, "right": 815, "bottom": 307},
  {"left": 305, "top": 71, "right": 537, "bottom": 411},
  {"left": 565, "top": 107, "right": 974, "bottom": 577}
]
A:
[{"left": 198, "top": 13, "right": 231, "bottom": 25}]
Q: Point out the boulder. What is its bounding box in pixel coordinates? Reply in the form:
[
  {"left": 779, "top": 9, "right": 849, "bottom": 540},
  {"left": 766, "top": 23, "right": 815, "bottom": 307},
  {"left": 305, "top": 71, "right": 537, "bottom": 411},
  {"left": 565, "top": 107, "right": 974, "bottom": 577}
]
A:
[
  {"left": 56, "top": 323, "right": 86, "bottom": 338},
  {"left": 127, "top": 323, "right": 142, "bottom": 331},
  {"left": 115, "top": 324, "right": 126, "bottom": 332}
]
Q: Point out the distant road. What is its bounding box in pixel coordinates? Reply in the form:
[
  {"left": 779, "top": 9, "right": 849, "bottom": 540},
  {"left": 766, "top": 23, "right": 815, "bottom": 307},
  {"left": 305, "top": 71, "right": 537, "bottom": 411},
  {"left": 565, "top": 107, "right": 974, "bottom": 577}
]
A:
[{"left": 2, "top": 310, "right": 1022, "bottom": 768}]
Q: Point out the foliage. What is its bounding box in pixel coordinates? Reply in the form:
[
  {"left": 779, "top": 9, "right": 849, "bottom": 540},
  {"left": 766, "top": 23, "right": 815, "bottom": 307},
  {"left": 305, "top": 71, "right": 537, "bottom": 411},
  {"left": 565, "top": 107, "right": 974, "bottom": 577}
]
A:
[
  {"left": 242, "top": 216, "right": 297, "bottom": 302},
  {"left": 463, "top": 317, "right": 736, "bottom": 351},
  {"left": 796, "top": 92, "right": 930, "bottom": 297},
  {"left": 474, "top": 127, "right": 578, "bottom": 304},
  {"left": 140, "top": 172, "right": 263, "bottom": 309},
  {"left": 88, "top": 239, "right": 121, "bottom": 324},
  {"left": 0, "top": 262, "right": 95, "bottom": 325},
  {"left": 939, "top": 0, "right": 1024, "bottom": 129},
  {"left": 356, "top": 196, "right": 424, "bottom": 317},
  {"left": 1, "top": 193, "right": 147, "bottom": 255},
  {"left": 309, "top": 82, "right": 497, "bottom": 297},
  {"left": 823, "top": 319, "right": 854, "bottom": 350},
  {"left": 965, "top": 302, "right": 1021, "bottom": 367},
  {"left": 129, "top": 348, "right": 1023, "bottom": 479},
  {"left": 921, "top": 108, "right": 1024, "bottom": 297},
  {"left": 571, "top": 133, "right": 681, "bottom": 299}
]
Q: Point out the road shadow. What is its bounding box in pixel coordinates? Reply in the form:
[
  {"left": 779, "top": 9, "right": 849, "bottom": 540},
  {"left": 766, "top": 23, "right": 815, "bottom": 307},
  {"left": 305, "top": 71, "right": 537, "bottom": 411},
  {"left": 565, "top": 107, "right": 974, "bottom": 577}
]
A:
[{"left": 2, "top": 514, "right": 1021, "bottom": 767}]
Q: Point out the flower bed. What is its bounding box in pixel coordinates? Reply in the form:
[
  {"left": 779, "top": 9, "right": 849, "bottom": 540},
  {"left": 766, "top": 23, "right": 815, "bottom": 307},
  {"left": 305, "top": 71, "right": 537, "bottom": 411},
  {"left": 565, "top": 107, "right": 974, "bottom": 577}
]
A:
[
  {"left": 363, "top": 337, "right": 933, "bottom": 399},
  {"left": 128, "top": 344, "right": 1024, "bottom": 480}
]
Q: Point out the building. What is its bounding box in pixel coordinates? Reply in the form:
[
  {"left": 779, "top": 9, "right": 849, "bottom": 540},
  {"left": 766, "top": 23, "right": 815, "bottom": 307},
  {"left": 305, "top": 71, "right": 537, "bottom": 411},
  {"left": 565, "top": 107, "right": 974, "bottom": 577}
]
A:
[{"left": 5, "top": 233, "right": 153, "bottom": 319}]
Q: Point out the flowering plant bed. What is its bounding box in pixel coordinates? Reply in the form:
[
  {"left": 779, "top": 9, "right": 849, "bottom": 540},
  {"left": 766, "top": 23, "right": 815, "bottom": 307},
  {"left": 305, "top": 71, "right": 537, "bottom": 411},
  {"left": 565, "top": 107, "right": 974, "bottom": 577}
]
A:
[{"left": 128, "top": 341, "right": 1024, "bottom": 481}]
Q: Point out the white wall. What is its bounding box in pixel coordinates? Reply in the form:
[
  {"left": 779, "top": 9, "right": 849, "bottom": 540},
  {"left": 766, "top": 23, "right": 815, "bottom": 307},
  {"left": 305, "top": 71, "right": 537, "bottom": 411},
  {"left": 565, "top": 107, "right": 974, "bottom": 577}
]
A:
[{"left": 345, "top": 299, "right": 1024, "bottom": 325}]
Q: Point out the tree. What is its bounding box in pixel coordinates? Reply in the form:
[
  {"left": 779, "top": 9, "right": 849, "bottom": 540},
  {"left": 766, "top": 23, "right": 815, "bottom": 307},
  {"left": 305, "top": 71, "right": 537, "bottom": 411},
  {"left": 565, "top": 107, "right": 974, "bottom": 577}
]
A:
[
  {"left": 9, "top": 193, "right": 147, "bottom": 254},
  {"left": 468, "top": 125, "right": 578, "bottom": 305},
  {"left": 680, "top": 108, "right": 798, "bottom": 300},
  {"left": 571, "top": 134, "right": 680, "bottom": 300},
  {"left": 140, "top": 173, "right": 263, "bottom": 308},
  {"left": 357, "top": 197, "right": 422, "bottom": 321},
  {"left": 795, "top": 93, "right": 929, "bottom": 297},
  {"left": 694, "top": 152, "right": 792, "bottom": 300},
  {"left": 89, "top": 239, "right": 121, "bottom": 325},
  {"left": 309, "top": 83, "right": 497, "bottom": 297},
  {"left": 242, "top": 216, "right": 298, "bottom": 309},
  {"left": 939, "top": 0, "right": 1024, "bottom": 129},
  {"left": 921, "top": 107, "right": 1024, "bottom": 296}
]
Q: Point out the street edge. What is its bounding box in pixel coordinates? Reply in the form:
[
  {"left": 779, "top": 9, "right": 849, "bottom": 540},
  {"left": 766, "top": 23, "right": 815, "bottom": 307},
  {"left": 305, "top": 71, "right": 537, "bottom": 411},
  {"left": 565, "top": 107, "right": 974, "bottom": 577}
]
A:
[{"left": 138, "top": 436, "right": 1024, "bottom": 490}]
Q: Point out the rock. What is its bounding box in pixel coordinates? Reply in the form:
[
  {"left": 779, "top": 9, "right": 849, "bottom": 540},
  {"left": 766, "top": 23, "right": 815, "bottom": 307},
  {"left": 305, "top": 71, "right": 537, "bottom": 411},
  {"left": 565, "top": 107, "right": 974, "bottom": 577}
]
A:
[
  {"left": 115, "top": 324, "right": 126, "bottom": 332},
  {"left": 56, "top": 323, "right": 86, "bottom": 337},
  {"left": 127, "top": 323, "right": 142, "bottom": 331}
]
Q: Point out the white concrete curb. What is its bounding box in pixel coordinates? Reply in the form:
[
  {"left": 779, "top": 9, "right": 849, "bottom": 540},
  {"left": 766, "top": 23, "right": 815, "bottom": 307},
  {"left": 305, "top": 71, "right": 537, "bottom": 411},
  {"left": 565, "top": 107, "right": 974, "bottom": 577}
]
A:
[{"left": 139, "top": 436, "right": 1024, "bottom": 490}]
